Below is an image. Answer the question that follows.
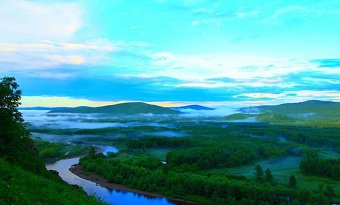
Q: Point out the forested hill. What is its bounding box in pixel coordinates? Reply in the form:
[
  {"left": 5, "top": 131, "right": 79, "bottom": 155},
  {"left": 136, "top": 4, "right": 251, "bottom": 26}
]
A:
[
  {"left": 171, "top": 104, "right": 215, "bottom": 110},
  {"left": 49, "top": 102, "right": 181, "bottom": 115},
  {"left": 255, "top": 100, "right": 340, "bottom": 118},
  {"left": 225, "top": 100, "right": 340, "bottom": 126}
]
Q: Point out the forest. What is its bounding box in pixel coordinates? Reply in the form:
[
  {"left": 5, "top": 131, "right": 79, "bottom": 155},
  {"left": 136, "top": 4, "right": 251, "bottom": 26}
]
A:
[
  {"left": 78, "top": 124, "right": 339, "bottom": 204},
  {"left": 0, "top": 77, "right": 105, "bottom": 205},
  {"left": 27, "top": 106, "right": 340, "bottom": 204},
  {"left": 1, "top": 76, "right": 339, "bottom": 205}
]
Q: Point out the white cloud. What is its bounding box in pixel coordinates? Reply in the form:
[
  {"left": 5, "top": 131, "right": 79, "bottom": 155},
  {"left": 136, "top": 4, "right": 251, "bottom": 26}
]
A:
[
  {"left": 21, "top": 96, "right": 116, "bottom": 107},
  {"left": 0, "top": 0, "right": 83, "bottom": 42},
  {"left": 234, "top": 90, "right": 340, "bottom": 103},
  {"left": 234, "top": 93, "right": 283, "bottom": 99},
  {"left": 285, "top": 90, "right": 340, "bottom": 101},
  {"left": 148, "top": 53, "right": 315, "bottom": 83},
  {"left": 47, "top": 55, "right": 85, "bottom": 65},
  {"left": 0, "top": 39, "right": 120, "bottom": 73}
]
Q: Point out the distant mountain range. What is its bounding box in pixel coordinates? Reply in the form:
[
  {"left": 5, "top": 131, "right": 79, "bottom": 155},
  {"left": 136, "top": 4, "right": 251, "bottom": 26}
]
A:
[
  {"left": 226, "top": 100, "right": 340, "bottom": 126},
  {"left": 48, "top": 102, "right": 180, "bottom": 115},
  {"left": 252, "top": 100, "right": 340, "bottom": 118},
  {"left": 171, "top": 105, "right": 214, "bottom": 111},
  {"left": 21, "top": 100, "right": 339, "bottom": 120},
  {"left": 21, "top": 103, "right": 214, "bottom": 115}
]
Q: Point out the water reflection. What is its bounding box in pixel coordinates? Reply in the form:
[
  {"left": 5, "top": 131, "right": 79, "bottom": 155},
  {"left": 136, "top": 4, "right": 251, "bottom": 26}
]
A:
[{"left": 46, "top": 153, "right": 184, "bottom": 205}]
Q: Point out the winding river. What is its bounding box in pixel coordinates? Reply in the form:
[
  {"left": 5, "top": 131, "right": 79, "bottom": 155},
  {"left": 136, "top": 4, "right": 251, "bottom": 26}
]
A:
[{"left": 46, "top": 145, "right": 190, "bottom": 205}]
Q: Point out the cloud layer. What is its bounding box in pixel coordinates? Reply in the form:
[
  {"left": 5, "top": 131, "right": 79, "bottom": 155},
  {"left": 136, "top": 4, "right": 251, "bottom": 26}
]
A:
[{"left": 0, "top": 0, "right": 339, "bottom": 106}]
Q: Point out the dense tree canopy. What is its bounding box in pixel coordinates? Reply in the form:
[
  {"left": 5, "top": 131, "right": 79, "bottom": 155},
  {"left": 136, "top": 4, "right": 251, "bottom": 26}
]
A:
[
  {"left": 0, "top": 77, "right": 44, "bottom": 173},
  {"left": 0, "top": 77, "right": 23, "bottom": 122}
]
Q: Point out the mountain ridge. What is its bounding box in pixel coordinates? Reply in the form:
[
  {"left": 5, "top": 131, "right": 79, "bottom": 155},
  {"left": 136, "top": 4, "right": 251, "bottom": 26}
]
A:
[
  {"left": 48, "top": 102, "right": 181, "bottom": 115},
  {"left": 256, "top": 100, "right": 340, "bottom": 118},
  {"left": 171, "top": 104, "right": 214, "bottom": 111},
  {"left": 226, "top": 100, "right": 340, "bottom": 126}
]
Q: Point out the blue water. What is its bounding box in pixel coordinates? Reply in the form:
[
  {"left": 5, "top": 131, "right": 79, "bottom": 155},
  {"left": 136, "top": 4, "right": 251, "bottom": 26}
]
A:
[{"left": 46, "top": 147, "right": 189, "bottom": 205}]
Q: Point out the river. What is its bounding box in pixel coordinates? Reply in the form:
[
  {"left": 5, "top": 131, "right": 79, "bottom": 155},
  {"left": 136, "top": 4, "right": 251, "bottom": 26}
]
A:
[{"left": 46, "top": 146, "right": 190, "bottom": 205}]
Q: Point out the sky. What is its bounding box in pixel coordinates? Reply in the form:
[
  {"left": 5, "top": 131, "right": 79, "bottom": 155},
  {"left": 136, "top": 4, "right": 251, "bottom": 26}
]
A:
[{"left": 0, "top": 0, "right": 339, "bottom": 107}]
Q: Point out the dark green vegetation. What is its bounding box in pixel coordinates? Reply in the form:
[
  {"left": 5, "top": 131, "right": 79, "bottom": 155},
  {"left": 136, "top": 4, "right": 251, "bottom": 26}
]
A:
[
  {"left": 26, "top": 101, "right": 340, "bottom": 203},
  {"left": 225, "top": 100, "right": 340, "bottom": 127},
  {"left": 257, "top": 100, "right": 340, "bottom": 118},
  {"left": 224, "top": 123, "right": 340, "bottom": 151},
  {"left": 300, "top": 150, "right": 340, "bottom": 179},
  {"left": 78, "top": 120, "right": 339, "bottom": 204},
  {"left": 26, "top": 104, "right": 340, "bottom": 204},
  {"left": 0, "top": 77, "right": 105, "bottom": 205},
  {"left": 34, "top": 138, "right": 89, "bottom": 162},
  {"left": 9, "top": 75, "right": 340, "bottom": 204},
  {"left": 0, "top": 158, "right": 105, "bottom": 205},
  {"left": 79, "top": 136, "right": 334, "bottom": 205},
  {"left": 49, "top": 102, "right": 181, "bottom": 115}
]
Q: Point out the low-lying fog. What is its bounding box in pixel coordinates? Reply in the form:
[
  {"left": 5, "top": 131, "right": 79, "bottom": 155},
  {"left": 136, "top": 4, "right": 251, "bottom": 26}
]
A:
[
  {"left": 21, "top": 106, "right": 240, "bottom": 128},
  {"left": 21, "top": 107, "right": 240, "bottom": 143}
]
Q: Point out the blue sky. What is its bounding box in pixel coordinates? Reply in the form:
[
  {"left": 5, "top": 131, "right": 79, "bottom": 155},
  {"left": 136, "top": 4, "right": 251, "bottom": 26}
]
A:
[{"left": 0, "top": 0, "right": 339, "bottom": 107}]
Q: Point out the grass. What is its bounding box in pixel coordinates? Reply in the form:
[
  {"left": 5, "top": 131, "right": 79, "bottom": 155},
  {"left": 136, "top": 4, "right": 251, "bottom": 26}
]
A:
[
  {"left": 283, "top": 170, "right": 340, "bottom": 202},
  {"left": 207, "top": 156, "right": 302, "bottom": 177},
  {"left": 208, "top": 155, "right": 340, "bottom": 202},
  {"left": 319, "top": 150, "right": 340, "bottom": 159},
  {"left": 147, "top": 148, "right": 176, "bottom": 160},
  {"left": 0, "top": 158, "right": 106, "bottom": 205}
]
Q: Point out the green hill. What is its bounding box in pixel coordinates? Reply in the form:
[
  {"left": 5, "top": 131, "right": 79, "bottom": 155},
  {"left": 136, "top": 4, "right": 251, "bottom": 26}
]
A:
[
  {"left": 49, "top": 102, "right": 181, "bottom": 115},
  {"left": 224, "top": 100, "right": 340, "bottom": 126},
  {"left": 257, "top": 100, "right": 340, "bottom": 118}
]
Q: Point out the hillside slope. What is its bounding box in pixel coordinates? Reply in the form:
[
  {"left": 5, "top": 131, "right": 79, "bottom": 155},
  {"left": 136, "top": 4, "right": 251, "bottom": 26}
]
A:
[
  {"left": 0, "top": 158, "right": 105, "bottom": 205},
  {"left": 257, "top": 100, "right": 340, "bottom": 118},
  {"left": 49, "top": 102, "right": 181, "bottom": 115},
  {"left": 225, "top": 100, "right": 340, "bottom": 126},
  {"left": 171, "top": 104, "right": 214, "bottom": 110}
]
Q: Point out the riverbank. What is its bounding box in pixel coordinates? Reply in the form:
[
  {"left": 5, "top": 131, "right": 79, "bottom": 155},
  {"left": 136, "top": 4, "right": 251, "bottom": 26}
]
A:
[
  {"left": 69, "top": 164, "right": 199, "bottom": 205},
  {"left": 62, "top": 147, "right": 104, "bottom": 160}
]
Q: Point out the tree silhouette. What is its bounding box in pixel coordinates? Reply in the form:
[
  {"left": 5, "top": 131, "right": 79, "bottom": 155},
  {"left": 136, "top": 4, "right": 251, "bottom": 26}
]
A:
[
  {"left": 0, "top": 77, "right": 44, "bottom": 173},
  {"left": 288, "top": 175, "right": 297, "bottom": 188},
  {"left": 254, "top": 164, "right": 264, "bottom": 181},
  {"left": 265, "top": 168, "right": 274, "bottom": 183}
]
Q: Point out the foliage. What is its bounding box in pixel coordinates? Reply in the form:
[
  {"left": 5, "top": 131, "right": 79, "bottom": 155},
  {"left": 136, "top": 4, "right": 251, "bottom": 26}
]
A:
[
  {"left": 257, "top": 100, "right": 340, "bottom": 119},
  {"left": 288, "top": 175, "right": 297, "bottom": 188},
  {"left": 79, "top": 153, "right": 331, "bottom": 205},
  {"left": 0, "top": 77, "right": 106, "bottom": 205},
  {"left": 0, "top": 158, "right": 105, "bottom": 205},
  {"left": 300, "top": 158, "right": 340, "bottom": 179},
  {"left": 165, "top": 136, "right": 286, "bottom": 170},
  {"left": 125, "top": 136, "right": 192, "bottom": 150},
  {"left": 225, "top": 123, "right": 340, "bottom": 151},
  {"left": 0, "top": 77, "right": 45, "bottom": 173},
  {"left": 225, "top": 100, "right": 340, "bottom": 127},
  {"left": 254, "top": 165, "right": 264, "bottom": 181},
  {"left": 34, "top": 138, "right": 89, "bottom": 162},
  {"left": 265, "top": 168, "right": 274, "bottom": 183}
]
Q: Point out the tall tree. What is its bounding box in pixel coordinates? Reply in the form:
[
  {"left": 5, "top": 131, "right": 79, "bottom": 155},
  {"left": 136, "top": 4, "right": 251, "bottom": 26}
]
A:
[
  {"left": 0, "top": 77, "right": 44, "bottom": 173},
  {"left": 265, "top": 168, "right": 274, "bottom": 183},
  {"left": 254, "top": 164, "right": 264, "bottom": 181},
  {"left": 0, "top": 77, "right": 25, "bottom": 156},
  {"left": 288, "top": 175, "right": 297, "bottom": 188}
]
